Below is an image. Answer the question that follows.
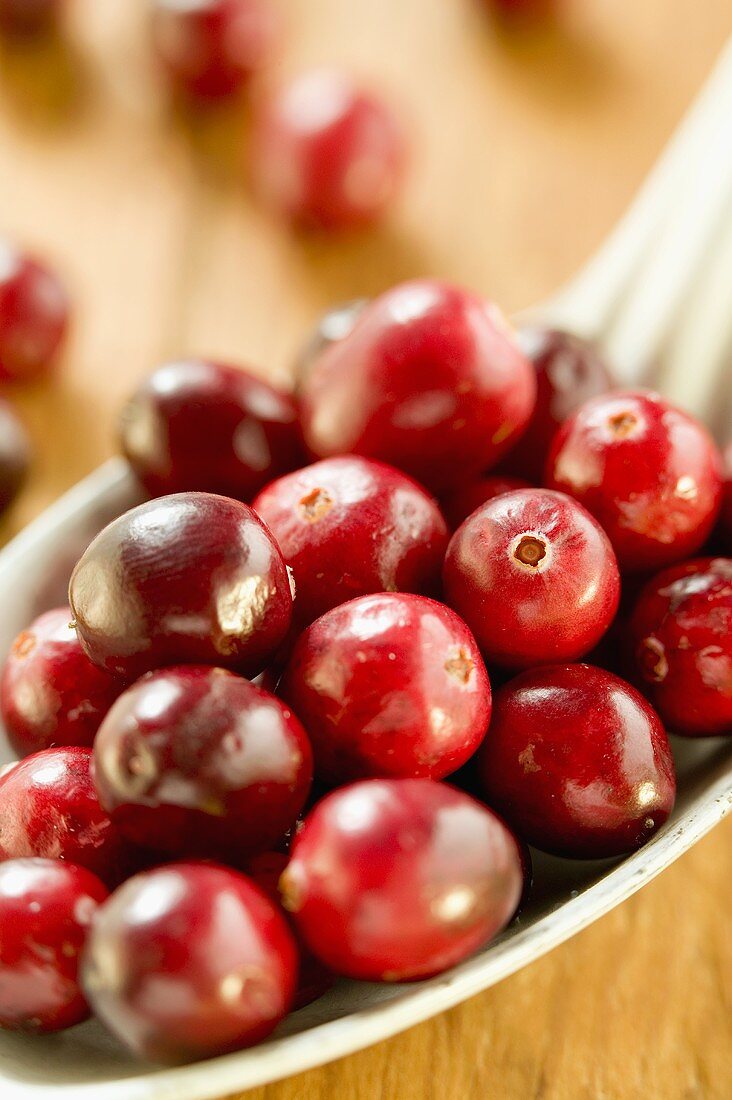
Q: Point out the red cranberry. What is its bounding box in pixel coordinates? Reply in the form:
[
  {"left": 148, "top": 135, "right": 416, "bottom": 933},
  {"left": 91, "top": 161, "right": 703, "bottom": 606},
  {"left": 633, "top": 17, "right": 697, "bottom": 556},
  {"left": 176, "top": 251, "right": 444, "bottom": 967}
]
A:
[
  {"left": 628, "top": 557, "right": 731, "bottom": 738},
  {"left": 0, "top": 747, "right": 133, "bottom": 885},
  {"left": 246, "top": 851, "right": 333, "bottom": 1008},
  {"left": 1, "top": 607, "right": 125, "bottom": 757},
  {"left": 720, "top": 443, "right": 732, "bottom": 552},
  {"left": 499, "top": 327, "right": 613, "bottom": 482},
  {"left": 252, "top": 456, "right": 448, "bottom": 628},
  {"left": 281, "top": 779, "right": 522, "bottom": 982},
  {"left": 441, "top": 474, "right": 531, "bottom": 530},
  {"left": 479, "top": 664, "right": 676, "bottom": 858},
  {"left": 82, "top": 862, "right": 297, "bottom": 1064},
  {"left": 69, "top": 492, "right": 292, "bottom": 680},
  {"left": 484, "top": 0, "right": 554, "bottom": 21},
  {"left": 280, "top": 593, "right": 491, "bottom": 783},
  {"left": 0, "top": 398, "right": 31, "bottom": 514},
  {"left": 443, "top": 488, "right": 620, "bottom": 669},
  {"left": 298, "top": 280, "right": 536, "bottom": 492},
  {"left": 0, "top": 0, "right": 60, "bottom": 35},
  {"left": 0, "top": 859, "right": 107, "bottom": 1033},
  {"left": 294, "top": 299, "right": 367, "bottom": 393},
  {"left": 252, "top": 69, "right": 405, "bottom": 231},
  {"left": 0, "top": 242, "right": 69, "bottom": 382},
  {"left": 120, "top": 360, "right": 304, "bottom": 502},
  {"left": 151, "top": 0, "right": 279, "bottom": 101},
  {"left": 94, "top": 665, "right": 312, "bottom": 860},
  {"left": 545, "top": 391, "right": 723, "bottom": 573}
]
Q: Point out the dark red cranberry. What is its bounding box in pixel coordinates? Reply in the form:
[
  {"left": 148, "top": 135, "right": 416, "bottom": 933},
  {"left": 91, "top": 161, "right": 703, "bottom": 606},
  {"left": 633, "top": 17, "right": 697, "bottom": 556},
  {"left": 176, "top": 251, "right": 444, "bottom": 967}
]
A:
[
  {"left": 151, "top": 0, "right": 279, "bottom": 101},
  {"left": 252, "top": 69, "right": 405, "bottom": 231},
  {"left": 82, "top": 862, "right": 297, "bottom": 1064},
  {"left": 69, "top": 492, "right": 293, "bottom": 680},
  {"left": 280, "top": 593, "right": 491, "bottom": 783},
  {"left": 443, "top": 488, "right": 620, "bottom": 669},
  {"left": 0, "top": 0, "right": 60, "bottom": 35},
  {"left": 93, "top": 665, "right": 312, "bottom": 860},
  {"left": 281, "top": 779, "right": 522, "bottom": 982},
  {"left": 499, "top": 327, "right": 613, "bottom": 482},
  {"left": 294, "top": 299, "right": 367, "bottom": 393},
  {"left": 479, "top": 664, "right": 676, "bottom": 858},
  {"left": 545, "top": 391, "right": 723, "bottom": 573},
  {"left": 252, "top": 456, "right": 448, "bottom": 628},
  {"left": 0, "top": 242, "right": 69, "bottom": 382},
  {"left": 298, "top": 280, "right": 536, "bottom": 492},
  {"left": 720, "top": 443, "right": 732, "bottom": 552},
  {"left": 0, "top": 747, "right": 133, "bottom": 885},
  {"left": 0, "top": 398, "right": 31, "bottom": 514},
  {"left": 628, "top": 557, "right": 731, "bottom": 738},
  {"left": 0, "top": 859, "right": 107, "bottom": 1033},
  {"left": 120, "top": 360, "right": 304, "bottom": 502},
  {"left": 246, "top": 851, "right": 333, "bottom": 1008},
  {"left": 1, "top": 607, "right": 125, "bottom": 757},
  {"left": 441, "top": 474, "right": 531, "bottom": 530},
  {"left": 484, "top": 0, "right": 554, "bottom": 22}
]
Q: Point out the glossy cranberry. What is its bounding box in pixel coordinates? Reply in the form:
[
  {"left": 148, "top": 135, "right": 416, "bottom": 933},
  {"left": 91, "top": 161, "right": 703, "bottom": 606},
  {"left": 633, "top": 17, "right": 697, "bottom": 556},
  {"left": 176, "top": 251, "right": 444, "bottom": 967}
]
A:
[
  {"left": 151, "top": 0, "right": 279, "bottom": 101},
  {"left": 252, "top": 456, "right": 448, "bottom": 628},
  {"left": 294, "top": 298, "right": 367, "bottom": 393},
  {"left": 69, "top": 492, "right": 292, "bottom": 680},
  {"left": 120, "top": 360, "right": 304, "bottom": 502},
  {"left": 480, "top": 664, "right": 676, "bottom": 858},
  {"left": 0, "top": 242, "right": 69, "bottom": 382},
  {"left": 0, "top": 747, "right": 133, "bottom": 885},
  {"left": 628, "top": 557, "right": 731, "bottom": 738},
  {"left": 0, "top": 0, "right": 60, "bottom": 35},
  {"left": 1, "top": 607, "right": 125, "bottom": 757},
  {"left": 82, "top": 862, "right": 297, "bottom": 1064},
  {"left": 499, "top": 327, "right": 613, "bottom": 482},
  {"left": 441, "top": 474, "right": 531, "bottom": 530},
  {"left": 280, "top": 594, "right": 490, "bottom": 783},
  {"left": 246, "top": 851, "right": 333, "bottom": 1008},
  {"left": 0, "top": 859, "right": 107, "bottom": 1032},
  {"left": 252, "top": 69, "right": 405, "bottom": 231},
  {"left": 720, "top": 442, "right": 732, "bottom": 552},
  {"left": 0, "top": 398, "right": 31, "bottom": 514},
  {"left": 281, "top": 779, "right": 522, "bottom": 982},
  {"left": 299, "top": 280, "right": 536, "bottom": 492},
  {"left": 94, "top": 665, "right": 312, "bottom": 860},
  {"left": 443, "top": 488, "right": 620, "bottom": 669},
  {"left": 545, "top": 391, "right": 723, "bottom": 573}
]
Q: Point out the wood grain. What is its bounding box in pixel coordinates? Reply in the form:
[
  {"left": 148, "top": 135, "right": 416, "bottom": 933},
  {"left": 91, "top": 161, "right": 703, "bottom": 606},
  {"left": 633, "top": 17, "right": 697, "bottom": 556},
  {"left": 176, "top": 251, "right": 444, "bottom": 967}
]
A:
[{"left": 0, "top": 2, "right": 730, "bottom": 1098}]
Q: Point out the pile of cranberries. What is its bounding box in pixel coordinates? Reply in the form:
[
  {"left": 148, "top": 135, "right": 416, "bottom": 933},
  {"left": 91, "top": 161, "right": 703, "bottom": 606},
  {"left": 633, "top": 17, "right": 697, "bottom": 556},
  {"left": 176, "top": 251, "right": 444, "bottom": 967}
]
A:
[{"left": 0, "top": 276, "right": 729, "bottom": 1066}]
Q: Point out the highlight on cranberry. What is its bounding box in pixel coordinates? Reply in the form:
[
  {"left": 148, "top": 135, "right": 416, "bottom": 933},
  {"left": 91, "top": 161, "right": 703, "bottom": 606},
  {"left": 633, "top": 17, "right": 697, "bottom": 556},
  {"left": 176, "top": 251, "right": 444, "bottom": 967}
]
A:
[
  {"left": 252, "top": 68, "right": 406, "bottom": 231},
  {"left": 0, "top": 240, "right": 69, "bottom": 382}
]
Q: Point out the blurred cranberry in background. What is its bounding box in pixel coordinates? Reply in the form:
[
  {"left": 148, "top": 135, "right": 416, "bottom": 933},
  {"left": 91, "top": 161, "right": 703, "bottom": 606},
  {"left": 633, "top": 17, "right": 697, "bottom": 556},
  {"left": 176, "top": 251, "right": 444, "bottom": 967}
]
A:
[
  {"left": 120, "top": 360, "right": 304, "bottom": 501},
  {"left": 441, "top": 474, "right": 531, "bottom": 530},
  {"left": 294, "top": 299, "right": 366, "bottom": 393},
  {"left": 0, "top": 0, "right": 61, "bottom": 36},
  {"left": 0, "top": 398, "right": 31, "bottom": 515},
  {"left": 483, "top": 0, "right": 555, "bottom": 23},
  {"left": 499, "top": 327, "right": 614, "bottom": 482},
  {"left": 252, "top": 69, "right": 406, "bottom": 231},
  {"left": 0, "top": 241, "right": 69, "bottom": 382},
  {"left": 151, "top": 0, "right": 280, "bottom": 101}
]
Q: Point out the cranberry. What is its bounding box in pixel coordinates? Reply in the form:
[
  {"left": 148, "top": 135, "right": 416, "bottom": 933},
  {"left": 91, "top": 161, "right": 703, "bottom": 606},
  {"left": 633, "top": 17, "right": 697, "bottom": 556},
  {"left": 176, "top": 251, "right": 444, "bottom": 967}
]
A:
[
  {"left": 443, "top": 488, "right": 620, "bottom": 669},
  {"left": 479, "top": 664, "right": 676, "bottom": 858},
  {"left": 545, "top": 391, "right": 723, "bottom": 573},
  {"left": 151, "top": 0, "right": 279, "bottom": 101},
  {"left": 0, "top": 242, "right": 69, "bottom": 382},
  {"left": 0, "top": 0, "right": 60, "bottom": 35},
  {"left": 82, "top": 862, "right": 297, "bottom": 1064},
  {"left": 298, "top": 280, "right": 536, "bottom": 492},
  {"left": 120, "top": 360, "right": 304, "bottom": 502},
  {"left": 280, "top": 593, "right": 491, "bottom": 783},
  {"left": 281, "top": 779, "right": 522, "bottom": 982},
  {"left": 0, "top": 859, "right": 107, "bottom": 1032},
  {"left": 628, "top": 557, "right": 731, "bottom": 738},
  {"left": 246, "top": 851, "right": 333, "bottom": 1008},
  {"left": 252, "top": 456, "right": 448, "bottom": 629},
  {"left": 0, "top": 398, "right": 31, "bottom": 514},
  {"left": 499, "top": 327, "right": 613, "bottom": 482},
  {"left": 484, "top": 0, "right": 554, "bottom": 21},
  {"left": 1, "top": 607, "right": 125, "bottom": 757},
  {"left": 294, "top": 299, "right": 367, "bottom": 393},
  {"left": 0, "top": 747, "right": 133, "bottom": 885},
  {"left": 94, "top": 665, "right": 312, "bottom": 860},
  {"left": 441, "top": 474, "right": 531, "bottom": 530},
  {"left": 720, "top": 442, "right": 732, "bottom": 552},
  {"left": 252, "top": 69, "right": 405, "bottom": 231},
  {"left": 69, "top": 492, "right": 292, "bottom": 680}
]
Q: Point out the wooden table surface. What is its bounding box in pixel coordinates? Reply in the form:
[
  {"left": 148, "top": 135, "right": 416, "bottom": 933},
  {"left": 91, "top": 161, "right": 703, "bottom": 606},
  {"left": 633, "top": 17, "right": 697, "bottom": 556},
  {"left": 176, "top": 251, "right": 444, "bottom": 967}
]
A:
[{"left": 1, "top": 1, "right": 731, "bottom": 1097}]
